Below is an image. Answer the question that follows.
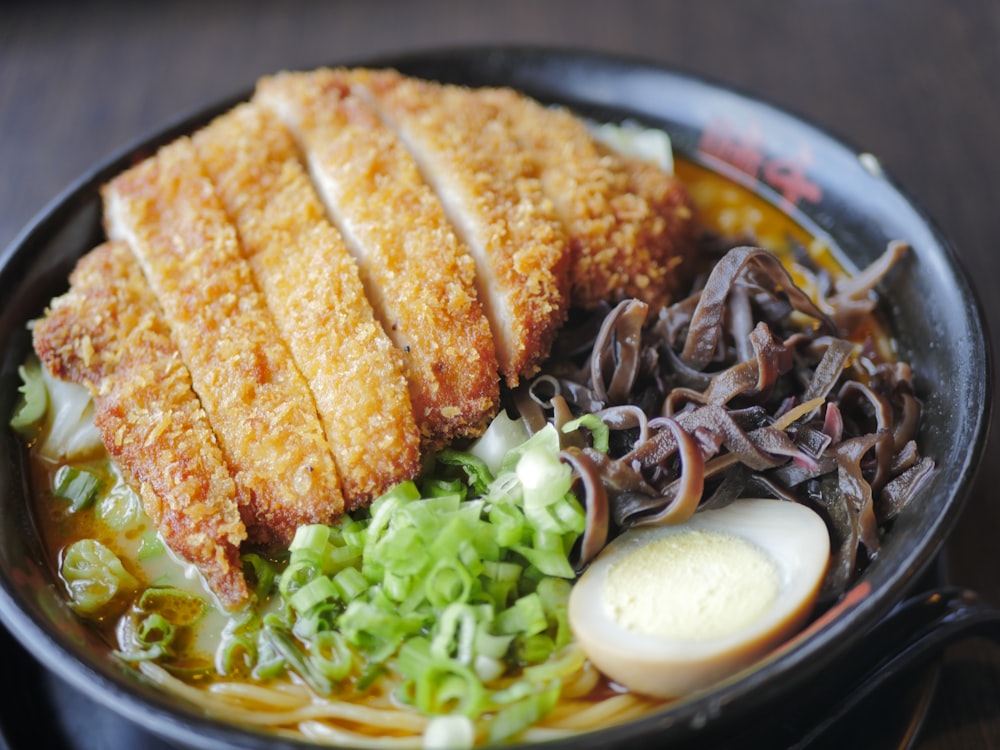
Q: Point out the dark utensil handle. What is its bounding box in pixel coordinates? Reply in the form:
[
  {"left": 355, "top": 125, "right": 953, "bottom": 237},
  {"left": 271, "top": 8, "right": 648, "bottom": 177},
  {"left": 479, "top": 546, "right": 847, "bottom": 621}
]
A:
[{"left": 792, "top": 586, "right": 1000, "bottom": 748}]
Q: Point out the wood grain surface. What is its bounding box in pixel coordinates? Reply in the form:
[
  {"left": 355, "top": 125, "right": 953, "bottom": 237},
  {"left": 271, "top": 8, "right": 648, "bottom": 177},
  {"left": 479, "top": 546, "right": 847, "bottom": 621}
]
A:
[{"left": 2, "top": 0, "right": 999, "bottom": 747}]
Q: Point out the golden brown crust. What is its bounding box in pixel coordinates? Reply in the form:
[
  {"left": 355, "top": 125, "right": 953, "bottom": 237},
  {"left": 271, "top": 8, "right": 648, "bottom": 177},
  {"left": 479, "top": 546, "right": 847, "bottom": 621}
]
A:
[
  {"left": 479, "top": 88, "right": 700, "bottom": 311},
  {"left": 191, "top": 102, "right": 422, "bottom": 506},
  {"left": 254, "top": 70, "right": 500, "bottom": 448},
  {"left": 355, "top": 69, "right": 571, "bottom": 388},
  {"left": 33, "top": 242, "right": 250, "bottom": 609},
  {"left": 102, "top": 139, "right": 343, "bottom": 544},
  {"left": 32, "top": 67, "right": 700, "bottom": 587}
]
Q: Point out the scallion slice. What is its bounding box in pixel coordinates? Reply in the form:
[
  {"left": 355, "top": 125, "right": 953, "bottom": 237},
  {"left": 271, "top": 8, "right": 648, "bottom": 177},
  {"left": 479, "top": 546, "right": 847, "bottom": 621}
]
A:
[
  {"left": 53, "top": 464, "right": 103, "bottom": 512},
  {"left": 198, "top": 410, "right": 588, "bottom": 734}
]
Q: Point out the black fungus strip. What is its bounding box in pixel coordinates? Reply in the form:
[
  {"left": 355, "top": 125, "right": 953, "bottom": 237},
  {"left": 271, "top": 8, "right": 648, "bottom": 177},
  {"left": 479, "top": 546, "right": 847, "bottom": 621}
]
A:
[{"left": 510, "top": 240, "right": 932, "bottom": 602}]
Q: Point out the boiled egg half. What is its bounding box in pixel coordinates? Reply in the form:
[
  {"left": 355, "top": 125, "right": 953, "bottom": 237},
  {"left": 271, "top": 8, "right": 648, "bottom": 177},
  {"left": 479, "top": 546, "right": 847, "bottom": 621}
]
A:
[{"left": 568, "top": 498, "right": 830, "bottom": 698}]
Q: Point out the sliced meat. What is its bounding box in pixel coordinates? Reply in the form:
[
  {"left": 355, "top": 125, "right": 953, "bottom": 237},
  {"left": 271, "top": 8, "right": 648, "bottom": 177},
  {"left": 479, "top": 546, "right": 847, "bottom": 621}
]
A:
[
  {"left": 191, "top": 102, "right": 422, "bottom": 504},
  {"left": 477, "top": 87, "right": 700, "bottom": 311},
  {"left": 101, "top": 139, "right": 343, "bottom": 546},
  {"left": 351, "top": 69, "right": 571, "bottom": 388},
  {"left": 33, "top": 241, "right": 250, "bottom": 609},
  {"left": 254, "top": 70, "right": 499, "bottom": 448}
]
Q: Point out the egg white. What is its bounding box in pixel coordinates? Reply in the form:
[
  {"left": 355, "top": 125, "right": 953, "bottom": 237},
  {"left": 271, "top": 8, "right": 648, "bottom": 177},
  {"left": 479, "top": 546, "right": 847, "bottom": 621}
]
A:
[{"left": 567, "top": 498, "right": 830, "bottom": 698}]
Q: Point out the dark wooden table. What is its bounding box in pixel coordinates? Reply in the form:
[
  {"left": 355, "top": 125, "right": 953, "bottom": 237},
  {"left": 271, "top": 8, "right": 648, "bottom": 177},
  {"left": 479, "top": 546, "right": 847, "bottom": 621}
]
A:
[{"left": 2, "top": 1, "right": 999, "bottom": 747}]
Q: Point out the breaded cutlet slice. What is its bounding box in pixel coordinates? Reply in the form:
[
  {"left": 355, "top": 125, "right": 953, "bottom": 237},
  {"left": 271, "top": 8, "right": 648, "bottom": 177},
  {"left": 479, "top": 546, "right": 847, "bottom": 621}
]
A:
[
  {"left": 254, "top": 70, "right": 500, "bottom": 449},
  {"left": 32, "top": 241, "right": 250, "bottom": 609},
  {"left": 353, "top": 69, "right": 571, "bottom": 388},
  {"left": 102, "top": 139, "right": 343, "bottom": 546},
  {"left": 191, "top": 102, "right": 421, "bottom": 505},
  {"left": 477, "top": 87, "right": 700, "bottom": 311}
]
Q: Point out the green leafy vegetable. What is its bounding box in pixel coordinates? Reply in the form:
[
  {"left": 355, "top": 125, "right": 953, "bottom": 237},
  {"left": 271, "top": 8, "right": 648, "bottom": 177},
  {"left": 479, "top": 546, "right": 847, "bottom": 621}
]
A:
[
  {"left": 8, "top": 358, "right": 48, "bottom": 437},
  {"left": 37, "top": 367, "right": 102, "bottom": 460}
]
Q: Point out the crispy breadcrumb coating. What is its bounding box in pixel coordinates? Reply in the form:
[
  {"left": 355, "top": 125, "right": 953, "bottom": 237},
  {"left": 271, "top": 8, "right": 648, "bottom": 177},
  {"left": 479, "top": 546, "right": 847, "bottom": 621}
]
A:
[
  {"left": 354, "top": 69, "right": 571, "bottom": 388},
  {"left": 102, "top": 139, "right": 343, "bottom": 545},
  {"left": 33, "top": 242, "right": 250, "bottom": 609},
  {"left": 191, "top": 102, "right": 422, "bottom": 507},
  {"left": 478, "top": 87, "right": 700, "bottom": 311},
  {"left": 255, "top": 70, "right": 499, "bottom": 449}
]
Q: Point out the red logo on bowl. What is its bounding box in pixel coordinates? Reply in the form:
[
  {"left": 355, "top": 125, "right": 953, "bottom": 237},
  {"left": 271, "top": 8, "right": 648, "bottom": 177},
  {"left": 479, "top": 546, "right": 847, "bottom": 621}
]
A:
[{"left": 698, "top": 119, "right": 823, "bottom": 207}]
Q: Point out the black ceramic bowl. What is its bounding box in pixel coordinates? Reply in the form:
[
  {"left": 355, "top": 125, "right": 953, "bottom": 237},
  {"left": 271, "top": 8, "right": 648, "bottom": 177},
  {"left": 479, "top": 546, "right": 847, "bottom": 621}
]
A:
[{"left": 0, "top": 47, "right": 994, "bottom": 750}]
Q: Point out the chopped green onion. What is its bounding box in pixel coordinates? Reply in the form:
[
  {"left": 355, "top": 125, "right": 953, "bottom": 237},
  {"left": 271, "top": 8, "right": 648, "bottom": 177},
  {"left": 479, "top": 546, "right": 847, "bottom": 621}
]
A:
[
  {"left": 376, "top": 571, "right": 403, "bottom": 603},
  {"left": 435, "top": 449, "right": 494, "bottom": 495},
  {"left": 136, "top": 612, "right": 176, "bottom": 653},
  {"left": 422, "top": 476, "right": 468, "bottom": 500},
  {"left": 94, "top": 477, "right": 143, "bottom": 530},
  {"left": 333, "top": 566, "right": 368, "bottom": 600},
  {"left": 311, "top": 630, "right": 353, "bottom": 682},
  {"left": 278, "top": 559, "right": 321, "bottom": 599},
  {"left": 423, "top": 558, "right": 473, "bottom": 609},
  {"left": 290, "top": 524, "right": 330, "bottom": 561},
  {"left": 512, "top": 542, "right": 575, "bottom": 579},
  {"left": 516, "top": 633, "right": 555, "bottom": 664},
  {"left": 53, "top": 465, "right": 103, "bottom": 512},
  {"left": 289, "top": 575, "right": 339, "bottom": 614},
  {"left": 263, "top": 625, "right": 334, "bottom": 695},
  {"left": 397, "top": 637, "right": 486, "bottom": 717},
  {"left": 535, "top": 577, "right": 573, "bottom": 649},
  {"left": 252, "top": 633, "right": 288, "bottom": 681},
  {"left": 339, "top": 598, "right": 422, "bottom": 663},
  {"left": 430, "top": 603, "right": 478, "bottom": 664},
  {"left": 136, "top": 531, "right": 164, "bottom": 560},
  {"left": 241, "top": 553, "right": 276, "bottom": 599},
  {"left": 474, "top": 622, "right": 514, "bottom": 661},
  {"left": 218, "top": 410, "right": 589, "bottom": 730},
  {"left": 487, "top": 681, "right": 561, "bottom": 744},
  {"left": 323, "top": 543, "right": 362, "bottom": 574},
  {"left": 293, "top": 600, "right": 341, "bottom": 639},
  {"left": 487, "top": 502, "right": 525, "bottom": 547},
  {"left": 216, "top": 633, "right": 257, "bottom": 677},
  {"left": 496, "top": 593, "right": 548, "bottom": 638},
  {"left": 561, "top": 413, "right": 611, "bottom": 453},
  {"left": 522, "top": 644, "right": 587, "bottom": 683},
  {"left": 488, "top": 679, "right": 535, "bottom": 706}
]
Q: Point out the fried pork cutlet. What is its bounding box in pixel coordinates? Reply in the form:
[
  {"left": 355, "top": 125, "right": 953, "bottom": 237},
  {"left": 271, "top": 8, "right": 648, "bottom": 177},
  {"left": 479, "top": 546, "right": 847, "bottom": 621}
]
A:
[
  {"left": 478, "top": 87, "right": 700, "bottom": 311},
  {"left": 254, "top": 70, "right": 499, "bottom": 449},
  {"left": 191, "top": 102, "right": 421, "bottom": 505},
  {"left": 353, "top": 69, "right": 571, "bottom": 388},
  {"left": 102, "top": 139, "right": 343, "bottom": 546},
  {"left": 32, "top": 241, "right": 250, "bottom": 609}
]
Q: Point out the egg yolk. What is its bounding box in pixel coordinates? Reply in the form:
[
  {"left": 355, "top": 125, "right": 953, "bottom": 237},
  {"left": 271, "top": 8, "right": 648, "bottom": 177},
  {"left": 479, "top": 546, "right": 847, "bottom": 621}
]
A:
[{"left": 604, "top": 529, "right": 780, "bottom": 641}]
